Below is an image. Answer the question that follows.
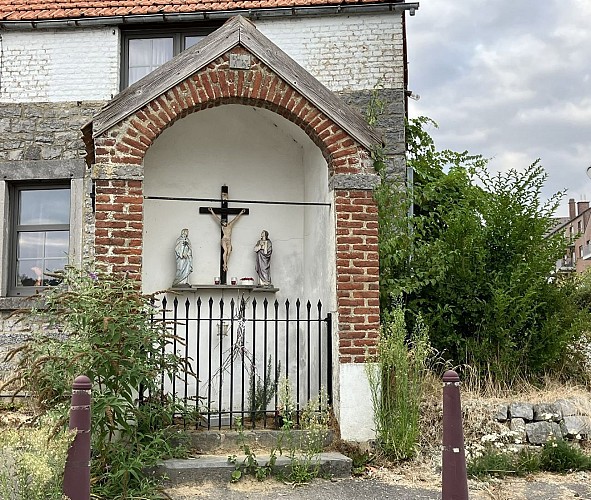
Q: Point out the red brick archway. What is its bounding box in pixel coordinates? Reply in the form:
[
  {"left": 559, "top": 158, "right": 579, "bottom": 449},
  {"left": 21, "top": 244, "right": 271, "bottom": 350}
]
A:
[{"left": 92, "top": 46, "right": 379, "bottom": 362}]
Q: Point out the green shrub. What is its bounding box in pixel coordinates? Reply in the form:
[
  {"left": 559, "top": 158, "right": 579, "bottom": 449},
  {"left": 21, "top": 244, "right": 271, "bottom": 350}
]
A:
[
  {"left": 540, "top": 439, "right": 591, "bottom": 472},
  {"left": 468, "top": 447, "right": 540, "bottom": 478},
  {"left": 376, "top": 117, "right": 589, "bottom": 383},
  {"left": 4, "top": 268, "right": 190, "bottom": 499},
  {"left": 367, "top": 303, "right": 430, "bottom": 460},
  {"left": 468, "top": 440, "right": 591, "bottom": 478},
  {"left": 0, "top": 426, "right": 74, "bottom": 500}
]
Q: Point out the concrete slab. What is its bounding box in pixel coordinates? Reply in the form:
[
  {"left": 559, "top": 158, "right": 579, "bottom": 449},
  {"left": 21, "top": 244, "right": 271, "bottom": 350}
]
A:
[{"left": 156, "top": 452, "right": 352, "bottom": 485}]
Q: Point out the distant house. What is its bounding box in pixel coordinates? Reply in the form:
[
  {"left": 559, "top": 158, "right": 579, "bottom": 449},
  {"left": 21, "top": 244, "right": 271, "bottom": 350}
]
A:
[
  {"left": 548, "top": 198, "right": 591, "bottom": 274},
  {"left": 0, "top": 0, "right": 419, "bottom": 441}
]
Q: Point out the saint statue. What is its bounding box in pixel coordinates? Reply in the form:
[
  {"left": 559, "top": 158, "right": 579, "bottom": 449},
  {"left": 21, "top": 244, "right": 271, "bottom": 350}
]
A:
[
  {"left": 173, "top": 228, "right": 193, "bottom": 286},
  {"left": 254, "top": 230, "right": 272, "bottom": 286},
  {"left": 208, "top": 207, "right": 246, "bottom": 272}
]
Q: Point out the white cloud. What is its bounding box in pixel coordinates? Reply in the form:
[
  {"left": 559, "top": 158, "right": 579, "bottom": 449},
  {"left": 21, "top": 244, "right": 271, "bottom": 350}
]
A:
[{"left": 407, "top": 0, "right": 591, "bottom": 216}]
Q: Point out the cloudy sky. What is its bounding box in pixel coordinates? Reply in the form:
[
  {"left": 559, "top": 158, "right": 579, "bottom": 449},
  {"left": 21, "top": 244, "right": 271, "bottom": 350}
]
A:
[{"left": 406, "top": 0, "right": 591, "bottom": 217}]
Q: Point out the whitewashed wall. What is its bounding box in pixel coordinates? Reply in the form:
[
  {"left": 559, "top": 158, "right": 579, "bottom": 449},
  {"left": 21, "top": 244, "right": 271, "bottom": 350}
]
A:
[
  {"left": 0, "top": 27, "right": 119, "bottom": 102},
  {"left": 257, "top": 13, "right": 404, "bottom": 91},
  {"left": 0, "top": 12, "right": 403, "bottom": 102},
  {"left": 142, "top": 104, "right": 332, "bottom": 303}
]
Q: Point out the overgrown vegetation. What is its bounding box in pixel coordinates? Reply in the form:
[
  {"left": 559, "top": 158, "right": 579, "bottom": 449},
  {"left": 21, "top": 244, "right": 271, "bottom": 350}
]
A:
[
  {"left": 248, "top": 356, "right": 278, "bottom": 422},
  {"left": 367, "top": 303, "right": 431, "bottom": 460},
  {"left": 2, "top": 268, "right": 191, "bottom": 499},
  {"left": 230, "top": 380, "right": 330, "bottom": 485},
  {"left": 0, "top": 426, "right": 74, "bottom": 500},
  {"left": 376, "top": 116, "right": 590, "bottom": 384},
  {"left": 468, "top": 439, "right": 591, "bottom": 478}
]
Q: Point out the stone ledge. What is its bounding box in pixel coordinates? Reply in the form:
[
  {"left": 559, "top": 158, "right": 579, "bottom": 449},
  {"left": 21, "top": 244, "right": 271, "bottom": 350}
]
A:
[
  {"left": 154, "top": 452, "right": 352, "bottom": 486},
  {"left": 0, "top": 296, "right": 44, "bottom": 311},
  {"left": 329, "top": 173, "right": 380, "bottom": 191}
]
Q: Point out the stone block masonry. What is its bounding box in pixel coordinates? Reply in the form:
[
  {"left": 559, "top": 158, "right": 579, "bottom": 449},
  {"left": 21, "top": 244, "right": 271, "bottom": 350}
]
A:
[
  {"left": 489, "top": 399, "right": 591, "bottom": 446},
  {"left": 0, "top": 102, "right": 105, "bottom": 161}
]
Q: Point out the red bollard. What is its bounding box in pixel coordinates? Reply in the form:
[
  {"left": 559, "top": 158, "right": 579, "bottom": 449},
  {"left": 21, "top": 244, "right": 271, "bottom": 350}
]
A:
[
  {"left": 63, "top": 375, "right": 92, "bottom": 500},
  {"left": 442, "top": 370, "right": 468, "bottom": 500}
]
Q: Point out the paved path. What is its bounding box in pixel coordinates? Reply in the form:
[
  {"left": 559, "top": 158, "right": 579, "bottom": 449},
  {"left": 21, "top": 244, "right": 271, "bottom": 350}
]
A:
[
  {"left": 164, "top": 477, "right": 440, "bottom": 499},
  {"left": 164, "top": 473, "right": 591, "bottom": 500}
]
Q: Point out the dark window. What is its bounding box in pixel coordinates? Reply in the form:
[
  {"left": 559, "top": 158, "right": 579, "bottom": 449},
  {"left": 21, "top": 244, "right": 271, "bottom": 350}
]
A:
[
  {"left": 10, "top": 185, "right": 70, "bottom": 295},
  {"left": 121, "top": 25, "right": 220, "bottom": 88}
]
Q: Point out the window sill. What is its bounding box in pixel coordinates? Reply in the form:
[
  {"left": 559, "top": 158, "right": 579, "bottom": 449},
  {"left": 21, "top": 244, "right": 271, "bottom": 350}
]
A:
[{"left": 0, "top": 296, "right": 45, "bottom": 311}]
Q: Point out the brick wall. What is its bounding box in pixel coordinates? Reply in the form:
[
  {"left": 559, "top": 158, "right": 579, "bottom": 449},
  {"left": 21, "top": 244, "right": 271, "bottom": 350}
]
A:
[
  {"left": 335, "top": 190, "right": 380, "bottom": 362},
  {"left": 94, "top": 180, "right": 143, "bottom": 278},
  {"left": 92, "top": 46, "right": 379, "bottom": 361}
]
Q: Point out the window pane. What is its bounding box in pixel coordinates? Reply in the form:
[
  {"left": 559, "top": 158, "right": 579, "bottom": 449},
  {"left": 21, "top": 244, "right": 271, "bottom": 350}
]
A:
[
  {"left": 17, "top": 259, "right": 44, "bottom": 286},
  {"left": 17, "top": 258, "right": 66, "bottom": 287},
  {"left": 128, "top": 37, "right": 173, "bottom": 85},
  {"left": 185, "top": 36, "right": 204, "bottom": 49},
  {"left": 18, "top": 232, "right": 44, "bottom": 259},
  {"left": 19, "top": 189, "right": 70, "bottom": 225},
  {"left": 44, "top": 231, "right": 69, "bottom": 258}
]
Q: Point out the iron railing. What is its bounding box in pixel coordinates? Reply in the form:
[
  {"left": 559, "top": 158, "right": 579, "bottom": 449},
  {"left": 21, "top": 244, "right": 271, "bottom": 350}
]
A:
[{"left": 150, "top": 294, "right": 332, "bottom": 430}]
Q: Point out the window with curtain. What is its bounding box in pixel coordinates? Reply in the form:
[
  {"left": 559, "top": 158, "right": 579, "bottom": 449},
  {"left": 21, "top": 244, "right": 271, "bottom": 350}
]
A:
[{"left": 122, "top": 26, "right": 219, "bottom": 88}]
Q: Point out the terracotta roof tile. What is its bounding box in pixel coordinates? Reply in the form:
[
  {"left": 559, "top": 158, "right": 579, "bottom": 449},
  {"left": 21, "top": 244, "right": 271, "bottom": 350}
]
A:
[{"left": 0, "top": 0, "right": 400, "bottom": 21}]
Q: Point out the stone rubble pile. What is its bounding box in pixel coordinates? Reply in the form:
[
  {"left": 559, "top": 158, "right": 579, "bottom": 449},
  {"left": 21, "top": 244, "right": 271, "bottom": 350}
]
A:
[{"left": 493, "top": 399, "right": 591, "bottom": 445}]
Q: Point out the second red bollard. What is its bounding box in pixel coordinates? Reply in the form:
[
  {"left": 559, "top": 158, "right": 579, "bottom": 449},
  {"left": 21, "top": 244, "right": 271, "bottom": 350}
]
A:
[{"left": 442, "top": 369, "right": 468, "bottom": 500}]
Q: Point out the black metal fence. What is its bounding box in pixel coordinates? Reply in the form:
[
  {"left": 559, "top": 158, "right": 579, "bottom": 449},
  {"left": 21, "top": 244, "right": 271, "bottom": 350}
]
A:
[{"left": 152, "top": 294, "right": 333, "bottom": 430}]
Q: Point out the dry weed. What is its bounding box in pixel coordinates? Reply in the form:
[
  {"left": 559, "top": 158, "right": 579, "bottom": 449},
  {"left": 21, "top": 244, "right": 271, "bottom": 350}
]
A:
[{"left": 418, "top": 372, "right": 591, "bottom": 461}]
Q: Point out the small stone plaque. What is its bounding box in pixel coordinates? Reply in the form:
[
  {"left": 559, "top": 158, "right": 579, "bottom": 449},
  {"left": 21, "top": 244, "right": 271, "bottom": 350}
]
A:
[{"left": 229, "top": 53, "right": 251, "bottom": 70}]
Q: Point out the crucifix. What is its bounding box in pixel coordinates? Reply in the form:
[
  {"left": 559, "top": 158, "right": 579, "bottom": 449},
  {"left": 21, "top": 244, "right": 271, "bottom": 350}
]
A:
[{"left": 199, "top": 185, "right": 249, "bottom": 284}]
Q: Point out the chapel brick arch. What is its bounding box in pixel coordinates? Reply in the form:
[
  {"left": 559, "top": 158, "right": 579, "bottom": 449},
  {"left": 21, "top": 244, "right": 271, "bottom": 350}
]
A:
[
  {"left": 90, "top": 37, "right": 380, "bottom": 364},
  {"left": 93, "top": 48, "right": 370, "bottom": 178}
]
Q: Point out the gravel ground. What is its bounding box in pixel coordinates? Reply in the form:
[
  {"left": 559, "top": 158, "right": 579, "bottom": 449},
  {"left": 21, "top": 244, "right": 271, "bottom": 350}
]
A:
[{"left": 164, "top": 471, "right": 591, "bottom": 500}]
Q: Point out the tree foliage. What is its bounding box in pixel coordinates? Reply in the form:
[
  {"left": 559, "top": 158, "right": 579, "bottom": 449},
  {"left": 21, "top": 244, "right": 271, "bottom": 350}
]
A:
[{"left": 377, "top": 117, "right": 587, "bottom": 382}]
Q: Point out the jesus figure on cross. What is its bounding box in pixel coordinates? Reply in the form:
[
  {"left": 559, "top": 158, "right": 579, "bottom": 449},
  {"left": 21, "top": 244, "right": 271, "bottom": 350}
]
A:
[{"left": 208, "top": 207, "right": 246, "bottom": 272}]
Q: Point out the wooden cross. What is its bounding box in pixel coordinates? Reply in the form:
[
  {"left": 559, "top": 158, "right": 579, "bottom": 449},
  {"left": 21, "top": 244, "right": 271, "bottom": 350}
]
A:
[{"left": 199, "top": 185, "right": 249, "bottom": 284}]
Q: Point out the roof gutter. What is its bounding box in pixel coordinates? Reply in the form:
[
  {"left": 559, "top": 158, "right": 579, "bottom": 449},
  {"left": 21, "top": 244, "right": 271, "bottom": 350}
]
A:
[{"left": 0, "top": 2, "right": 419, "bottom": 29}]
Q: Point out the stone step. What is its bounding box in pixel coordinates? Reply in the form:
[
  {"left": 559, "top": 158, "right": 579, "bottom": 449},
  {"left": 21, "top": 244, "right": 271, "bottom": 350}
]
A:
[
  {"left": 155, "top": 452, "right": 352, "bottom": 486},
  {"left": 187, "top": 429, "right": 336, "bottom": 454}
]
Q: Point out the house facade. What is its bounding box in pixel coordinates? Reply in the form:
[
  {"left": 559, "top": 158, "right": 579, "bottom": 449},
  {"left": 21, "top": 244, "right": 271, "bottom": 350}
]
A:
[
  {"left": 550, "top": 198, "right": 591, "bottom": 275},
  {"left": 0, "top": 0, "right": 418, "bottom": 441}
]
